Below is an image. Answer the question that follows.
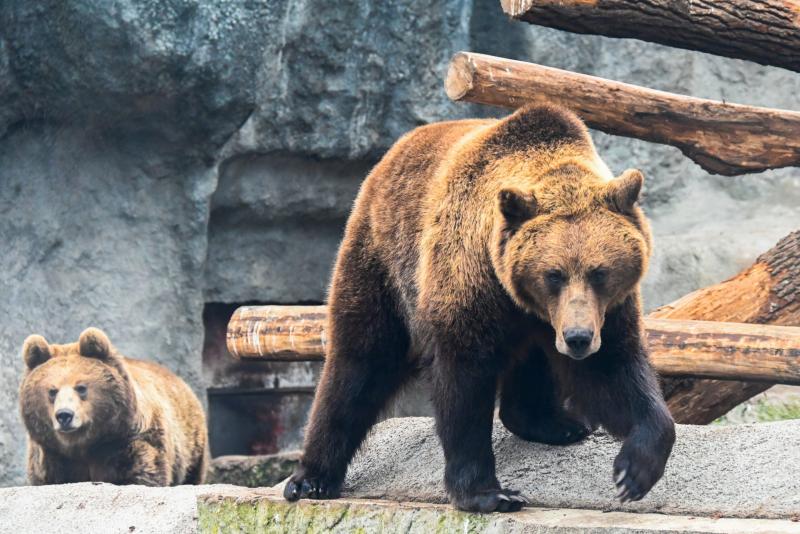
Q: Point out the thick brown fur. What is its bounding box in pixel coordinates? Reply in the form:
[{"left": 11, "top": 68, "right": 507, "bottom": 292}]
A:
[
  {"left": 285, "top": 105, "right": 675, "bottom": 512},
  {"left": 19, "top": 328, "right": 209, "bottom": 486}
]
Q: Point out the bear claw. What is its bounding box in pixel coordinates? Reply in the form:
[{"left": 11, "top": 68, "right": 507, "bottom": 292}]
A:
[
  {"left": 614, "top": 457, "right": 652, "bottom": 503},
  {"left": 283, "top": 473, "right": 339, "bottom": 501},
  {"left": 454, "top": 488, "right": 529, "bottom": 513}
]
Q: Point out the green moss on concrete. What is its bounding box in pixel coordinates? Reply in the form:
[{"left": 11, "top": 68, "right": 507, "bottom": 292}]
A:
[
  {"left": 197, "top": 495, "right": 492, "bottom": 534},
  {"left": 715, "top": 397, "right": 800, "bottom": 425}
]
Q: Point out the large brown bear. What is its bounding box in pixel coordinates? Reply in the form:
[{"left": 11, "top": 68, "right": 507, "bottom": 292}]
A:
[
  {"left": 284, "top": 105, "right": 675, "bottom": 512},
  {"left": 19, "top": 327, "right": 209, "bottom": 486}
]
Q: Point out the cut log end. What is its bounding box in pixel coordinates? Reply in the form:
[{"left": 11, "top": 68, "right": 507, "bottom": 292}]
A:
[
  {"left": 499, "top": 0, "right": 528, "bottom": 17},
  {"left": 444, "top": 53, "right": 474, "bottom": 102}
]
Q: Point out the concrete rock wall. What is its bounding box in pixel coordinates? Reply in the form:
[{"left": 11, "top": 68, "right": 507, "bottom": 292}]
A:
[{"left": 1, "top": 0, "right": 798, "bottom": 485}]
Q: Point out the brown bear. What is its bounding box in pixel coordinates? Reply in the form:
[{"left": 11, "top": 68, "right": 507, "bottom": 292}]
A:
[
  {"left": 284, "top": 104, "right": 675, "bottom": 512},
  {"left": 19, "top": 327, "right": 209, "bottom": 486}
]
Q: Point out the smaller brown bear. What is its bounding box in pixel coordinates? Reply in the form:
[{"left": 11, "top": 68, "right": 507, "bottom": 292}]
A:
[{"left": 19, "top": 327, "right": 208, "bottom": 486}]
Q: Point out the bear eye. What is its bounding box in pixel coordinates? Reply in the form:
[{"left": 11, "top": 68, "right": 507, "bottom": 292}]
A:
[
  {"left": 589, "top": 267, "right": 609, "bottom": 286},
  {"left": 48, "top": 388, "right": 57, "bottom": 402},
  {"left": 545, "top": 269, "right": 566, "bottom": 289},
  {"left": 74, "top": 385, "right": 88, "bottom": 398}
]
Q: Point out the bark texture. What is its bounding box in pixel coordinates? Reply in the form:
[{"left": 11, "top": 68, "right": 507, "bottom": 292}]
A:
[
  {"left": 501, "top": 0, "right": 800, "bottom": 73},
  {"left": 227, "top": 305, "right": 327, "bottom": 361},
  {"left": 445, "top": 51, "right": 800, "bottom": 175},
  {"left": 647, "top": 318, "right": 800, "bottom": 385},
  {"left": 653, "top": 230, "right": 800, "bottom": 423}
]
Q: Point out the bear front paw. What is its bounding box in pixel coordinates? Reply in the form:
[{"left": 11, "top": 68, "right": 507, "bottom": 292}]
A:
[
  {"left": 283, "top": 467, "right": 341, "bottom": 501},
  {"left": 452, "top": 488, "right": 529, "bottom": 513},
  {"left": 613, "top": 442, "right": 667, "bottom": 503}
]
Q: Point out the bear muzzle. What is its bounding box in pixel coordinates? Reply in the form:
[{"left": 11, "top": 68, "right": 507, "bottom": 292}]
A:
[
  {"left": 52, "top": 389, "right": 84, "bottom": 433},
  {"left": 553, "top": 290, "right": 603, "bottom": 359},
  {"left": 556, "top": 327, "right": 601, "bottom": 360}
]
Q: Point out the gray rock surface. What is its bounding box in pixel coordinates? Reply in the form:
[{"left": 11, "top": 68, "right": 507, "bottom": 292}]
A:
[
  {"left": 204, "top": 153, "right": 369, "bottom": 303},
  {"left": 0, "top": 482, "right": 233, "bottom": 534},
  {"left": 0, "top": 125, "right": 214, "bottom": 485},
  {"left": 343, "top": 417, "right": 800, "bottom": 520},
  {"left": 1, "top": 0, "right": 799, "bottom": 487}
]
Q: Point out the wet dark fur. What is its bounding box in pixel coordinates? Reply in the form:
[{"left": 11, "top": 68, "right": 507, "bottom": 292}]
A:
[{"left": 285, "top": 105, "right": 675, "bottom": 512}]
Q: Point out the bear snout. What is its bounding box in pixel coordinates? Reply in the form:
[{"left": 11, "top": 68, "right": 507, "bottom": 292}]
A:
[
  {"left": 52, "top": 388, "right": 83, "bottom": 432},
  {"left": 564, "top": 327, "right": 593, "bottom": 354},
  {"left": 556, "top": 326, "right": 601, "bottom": 360},
  {"left": 55, "top": 408, "right": 75, "bottom": 430}
]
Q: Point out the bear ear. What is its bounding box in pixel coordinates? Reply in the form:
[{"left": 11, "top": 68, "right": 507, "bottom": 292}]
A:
[
  {"left": 22, "top": 335, "right": 51, "bottom": 370},
  {"left": 79, "top": 328, "right": 112, "bottom": 360},
  {"left": 498, "top": 188, "right": 537, "bottom": 225},
  {"left": 606, "top": 169, "right": 644, "bottom": 213}
]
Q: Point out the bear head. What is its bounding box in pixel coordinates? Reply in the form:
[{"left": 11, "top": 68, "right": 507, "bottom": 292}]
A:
[
  {"left": 19, "top": 328, "right": 137, "bottom": 453},
  {"left": 492, "top": 164, "right": 650, "bottom": 360}
]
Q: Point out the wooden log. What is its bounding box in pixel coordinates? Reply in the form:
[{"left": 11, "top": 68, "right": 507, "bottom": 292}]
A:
[
  {"left": 227, "top": 305, "right": 326, "bottom": 361},
  {"left": 647, "top": 318, "right": 800, "bottom": 384},
  {"left": 226, "top": 307, "right": 800, "bottom": 384},
  {"left": 501, "top": 0, "right": 800, "bottom": 73},
  {"left": 653, "top": 230, "right": 800, "bottom": 424},
  {"left": 445, "top": 51, "right": 800, "bottom": 176}
]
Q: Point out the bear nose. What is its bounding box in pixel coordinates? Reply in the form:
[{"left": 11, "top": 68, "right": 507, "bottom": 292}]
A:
[
  {"left": 55, "top": 409, "right": 74, "bottom": 427},
  {"left": 564, "top": 328, "right": 593, "bottom": 353}
]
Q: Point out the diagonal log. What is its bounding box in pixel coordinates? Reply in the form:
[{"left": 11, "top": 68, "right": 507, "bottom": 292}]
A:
[
  {"left": 445, "top": 51, "right": 800, "bottom": 176},
  {"left": 501, "top": 0, "right": 800, "bottom": 73},
  {"left": 652, "top": 230, "right": 800, "bottom": 423}
]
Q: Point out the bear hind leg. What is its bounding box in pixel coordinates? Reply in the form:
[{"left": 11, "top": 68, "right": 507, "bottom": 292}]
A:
[
  {"left": 284, "top": 254, "right": 412, "bottom": 501},
  {"left": 431, "top": 352, "right": 528, "bottom": 513},
  {"left": 183, "top": 443, "right": 209, "bottom": 485},
  {"left": 499, "top": 349, "right": 592, "bottom": 446}
]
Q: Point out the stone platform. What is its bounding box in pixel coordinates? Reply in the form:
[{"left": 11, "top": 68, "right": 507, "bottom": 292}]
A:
[
  {"left": 338, "top": 417, "right": 800, "bottom": 519},
  {"left": 198, "top": 488, "right": 800, "bottom": 534},
  {"left": 2, "top": 417, "right": 799, "bottom": 533}
]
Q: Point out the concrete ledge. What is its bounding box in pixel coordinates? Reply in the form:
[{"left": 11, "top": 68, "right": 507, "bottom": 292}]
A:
[
  {"left": 0, "top": 482, "right": 237, "bottom": 534},
  {"left": 340, "top": 418, "right": 800, "bottom": 519},
  {"left": 197, "top": 487, "right": 800, "bottom": 534}
]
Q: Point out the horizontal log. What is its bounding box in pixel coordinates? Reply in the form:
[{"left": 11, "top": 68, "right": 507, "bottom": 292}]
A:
[
  {"left": 227, "top": 306, "right": 800, "bottom": 385},
  {"left": 646, "top": 318, "right": 800, "bottom": 383},
  {"left": 445, "top": 51, "right": 800, "bottom": 175},
  {"left": 227, "top": 305, "right": 327, "bottom": 361},
  {"left": 501, "top": 0, "right": 800, "bottom": 73}
]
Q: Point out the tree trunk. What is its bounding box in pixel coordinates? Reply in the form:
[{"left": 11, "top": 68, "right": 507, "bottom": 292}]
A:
[
  {"left": 501, "top": 0, "right": 800, "bottom": 73},
  {"left": 445, "top": 51, "right": 800, "bottom": 176},
  {"left": 653, "top": 230, "right": 800, "bottom": 423}
]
